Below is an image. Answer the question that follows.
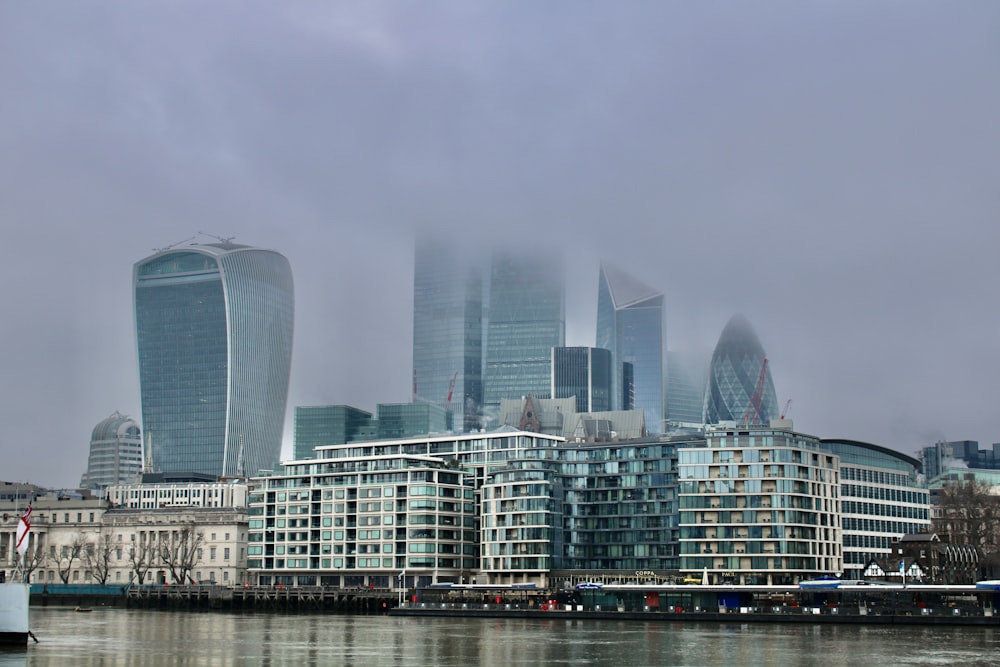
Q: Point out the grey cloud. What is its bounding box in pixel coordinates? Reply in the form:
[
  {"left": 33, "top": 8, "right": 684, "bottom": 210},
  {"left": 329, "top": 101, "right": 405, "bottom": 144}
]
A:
[{"left": 1, "top": 1, "right": 998, "bottom": 485}]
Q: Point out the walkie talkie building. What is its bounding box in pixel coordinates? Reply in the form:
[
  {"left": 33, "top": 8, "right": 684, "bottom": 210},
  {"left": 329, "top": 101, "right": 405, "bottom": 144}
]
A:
[{"left": 134, "top": 242, "right": 294, "bottom": 478}]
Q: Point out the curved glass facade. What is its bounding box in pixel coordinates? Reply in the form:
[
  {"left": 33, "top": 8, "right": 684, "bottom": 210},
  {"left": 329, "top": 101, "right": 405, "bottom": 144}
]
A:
[
  {"left": 596, "top": 264, "right": 665, "bottom": 432},
  {"left": 81, "top": 411, "right": 143, "bottom": 490},
  {"left": 134, "top": 243, "right": 293, "bottom": 478},
  {"left": 704, "top": 314, "right": 779, "bottom": 425},
  {"left": 821, "top": 439, "right": 930, "bottom": 579}
]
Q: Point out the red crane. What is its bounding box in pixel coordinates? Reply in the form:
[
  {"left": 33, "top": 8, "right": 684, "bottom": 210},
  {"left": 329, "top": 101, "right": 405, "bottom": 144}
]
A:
[
  {"left": 445, "top": 372, "right": 458, "bottom": 411},
  {"left": 740, "top": 357, "right": 769, "bottom": 426}
]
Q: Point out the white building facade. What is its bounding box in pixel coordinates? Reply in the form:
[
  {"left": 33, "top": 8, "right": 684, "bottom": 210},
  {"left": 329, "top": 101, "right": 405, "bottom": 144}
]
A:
[{"left": 678, "top": 424, "right": 842, "bottom": 584}]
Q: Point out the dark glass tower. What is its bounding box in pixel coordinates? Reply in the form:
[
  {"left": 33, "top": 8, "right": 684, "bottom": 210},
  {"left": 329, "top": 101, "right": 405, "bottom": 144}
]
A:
[
  {"left": 483, "top": 251, "right": 565, "bottom": 418},
  {"left": 134, "top": 243, "right": 294, "bottom": 477},
  {"left": 703, "top": 314, "right": 778, "bottom": 425},
  {"left": 412, "top": 240, "right": 484, "bottom": 432},
  {"left": 293, "top": 405, "right": 373, "bottom": 460},
  {"left": 596, "top": 263, "right": 665, "bottom": 433},
  {"left": 551, "top": 347, "right": 612, "bottom": 413}
]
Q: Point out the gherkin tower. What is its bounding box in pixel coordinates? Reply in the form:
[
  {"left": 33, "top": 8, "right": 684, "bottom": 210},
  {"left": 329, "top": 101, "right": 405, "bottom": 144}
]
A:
[{"left": 703, "top": 314, "right": 778, "bottom": 425}]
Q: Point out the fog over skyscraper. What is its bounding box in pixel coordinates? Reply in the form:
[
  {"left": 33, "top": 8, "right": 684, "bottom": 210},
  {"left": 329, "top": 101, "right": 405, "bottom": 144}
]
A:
[
  {"left": 133, "top": 242, "right": 294, "bottom": 477},
  {"left": 483, "top": 251, "right": 565, "bottom": 420},
  {"left": 596, "top": 263, "right": 665, "bottom": 433},
  {"left": 665, "top": 351, "right": 707, "bottom": 426},
  {"left": 411, "top": 240, "right": 485, "bottom": 432},
  {"left": 703, "top": 314, "right": 778, "bottom": 425}
]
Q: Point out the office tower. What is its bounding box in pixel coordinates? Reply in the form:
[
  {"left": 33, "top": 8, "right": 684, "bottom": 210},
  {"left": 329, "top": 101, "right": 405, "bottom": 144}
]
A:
[
  {"left": 134, "top": 242, "right": 294, "bottom": 478},
  {"left": 80, "top": 411, "right": 143, "bottom": 490},
  {"left": 551, "top": 347, "right": 612, "bottom": 413},
  {"left": 621, "top": 361, "right": 634, "bottom": 411},
  {"left": 293, "top": 405, "right": 373, "bottom": 460},
  {"left": 376, "top": 402, "right": 450, "bottom": 440},
  {"left": 412, "top": 240, "right": 485, "bottom": 432},
  {"left": 703, "top": 314, "right": 778, "bottom": 425},
  {"left": 596, "top": 263, "right": 665, "bottom": 433},
  {"left": 821, "top": 438, "right": 929, "bottom": 580},
  {"left": 918, "top": 440, "right": 1000, "bottom": 479},
  {"left": 665, "top": 351, "right": 707, "bottom": 426},
  {"left": 483, "top": 250, "right": 565, "bottom": 419}
]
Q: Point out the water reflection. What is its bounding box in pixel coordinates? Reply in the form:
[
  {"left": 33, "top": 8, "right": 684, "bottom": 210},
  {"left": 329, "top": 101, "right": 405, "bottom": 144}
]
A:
[{"left": 15, "top": 607, "right": 1000, "bottom": 666}]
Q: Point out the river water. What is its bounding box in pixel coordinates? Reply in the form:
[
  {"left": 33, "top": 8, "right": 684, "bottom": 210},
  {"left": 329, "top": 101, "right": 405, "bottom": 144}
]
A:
[{"left": 3, "top": 607, "right": 999, "bottom": 666}]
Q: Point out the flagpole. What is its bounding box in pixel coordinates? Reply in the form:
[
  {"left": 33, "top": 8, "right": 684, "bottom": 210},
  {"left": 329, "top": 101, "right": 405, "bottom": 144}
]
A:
[{"left": 14, "top": 500, "right": 33, "bottom": 584}]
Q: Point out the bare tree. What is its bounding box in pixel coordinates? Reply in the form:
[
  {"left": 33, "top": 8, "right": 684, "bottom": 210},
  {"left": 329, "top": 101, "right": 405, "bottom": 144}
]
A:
[
  {"left": 934, "top": 479, "right": 1000, "bottom": 554},
  {"left": 82, "top": 531, "right": 115, "bottom": 584},
  {"left": 56, "top": 534, "right": 88, "bottom": 584},
  {"left": 128, "top": 534, "right": 158, "bottom": 585},
  {"left": 161, "top": 527, "right": 204, "bottom": 584},
  {"left": 16, "top": 544, "right": 47, "bottom": 583}
]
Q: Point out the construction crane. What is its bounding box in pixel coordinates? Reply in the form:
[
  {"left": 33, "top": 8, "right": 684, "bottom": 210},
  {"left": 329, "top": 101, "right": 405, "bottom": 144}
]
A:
[
  {"left": 740, "top": 357, "right": 769, "bottom": 427},
  {"left": 445, "top": 372, "right": 458, "bottom": 412},
  {"left": 780, "top": 398, "right": 793, "bottom": 420}
]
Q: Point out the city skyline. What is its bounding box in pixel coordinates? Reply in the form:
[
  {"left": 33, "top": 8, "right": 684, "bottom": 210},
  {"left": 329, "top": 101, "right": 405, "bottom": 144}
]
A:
[{"left": 2, "top": 3, "right": 999, "bottom": 486}]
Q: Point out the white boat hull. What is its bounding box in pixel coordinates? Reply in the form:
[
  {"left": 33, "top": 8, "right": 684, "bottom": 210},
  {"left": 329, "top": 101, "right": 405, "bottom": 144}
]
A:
[{"left": 0, "top": 584, "right": 30, "bottom": 645}]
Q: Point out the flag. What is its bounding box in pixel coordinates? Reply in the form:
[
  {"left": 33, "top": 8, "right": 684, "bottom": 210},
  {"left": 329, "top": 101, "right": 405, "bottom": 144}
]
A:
[
  {"left": 399, "top": 569, "right": 406, "bottom": 579},
  {"left": 15, "top": 503, "right": 32, "bottom": 557}
]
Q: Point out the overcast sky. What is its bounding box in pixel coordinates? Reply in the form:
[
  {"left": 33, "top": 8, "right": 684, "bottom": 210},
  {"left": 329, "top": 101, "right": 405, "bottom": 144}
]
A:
[{"left": 2, "top": 2, "right": 998, "bottom": 488}]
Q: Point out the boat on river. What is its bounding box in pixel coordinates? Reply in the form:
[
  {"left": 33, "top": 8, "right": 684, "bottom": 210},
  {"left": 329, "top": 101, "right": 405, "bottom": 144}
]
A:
[
  {"left": 2, "top": 502, "right": 33, "bottom": 645},
  {"left": 0, "top": 582, "right": 30, "bottom": 645}
]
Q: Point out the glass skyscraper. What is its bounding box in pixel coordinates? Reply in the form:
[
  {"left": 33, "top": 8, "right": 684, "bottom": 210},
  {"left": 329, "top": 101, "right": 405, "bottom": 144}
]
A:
[
  {"left": 293, "top": 405, "right": 372, "bottom": 460},
  {"left": 665, "top": 351, "right": 707, "bottom": 426},
  {"left": 483, "top": 251, "right": 565, "bottom": 419},
  {"left": 703, "top": 314, "right": 778, "bottom": 425},
  {"left": 411, "top": 240, "right": 484, "bottom": 432},
  {"left": 550, "top": 346, "right": 612, "bottom": 413},
  {"left": 134, "top": 242, "right": 294, "bottom": 478},
  {"left": 596, "top": 263, "right": 665, "bottom": 433}
]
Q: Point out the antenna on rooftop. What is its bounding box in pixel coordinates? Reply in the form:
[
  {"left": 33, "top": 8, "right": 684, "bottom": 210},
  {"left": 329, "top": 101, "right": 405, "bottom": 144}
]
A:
[{"left": 198, "top": 231, "right": 237, "bottom": 244}]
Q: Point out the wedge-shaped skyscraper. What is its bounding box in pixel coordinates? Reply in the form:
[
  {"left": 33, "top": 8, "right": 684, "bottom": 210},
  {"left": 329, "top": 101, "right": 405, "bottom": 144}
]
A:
[
  {"left": 134, "top": 242, "right": 294, "bottom": 477},
  {"left": 596, "top": 263, "right": 665, "bottom": 433},
  {"left": 703, "top": 314, "right": 778, "bottom": 425}
]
